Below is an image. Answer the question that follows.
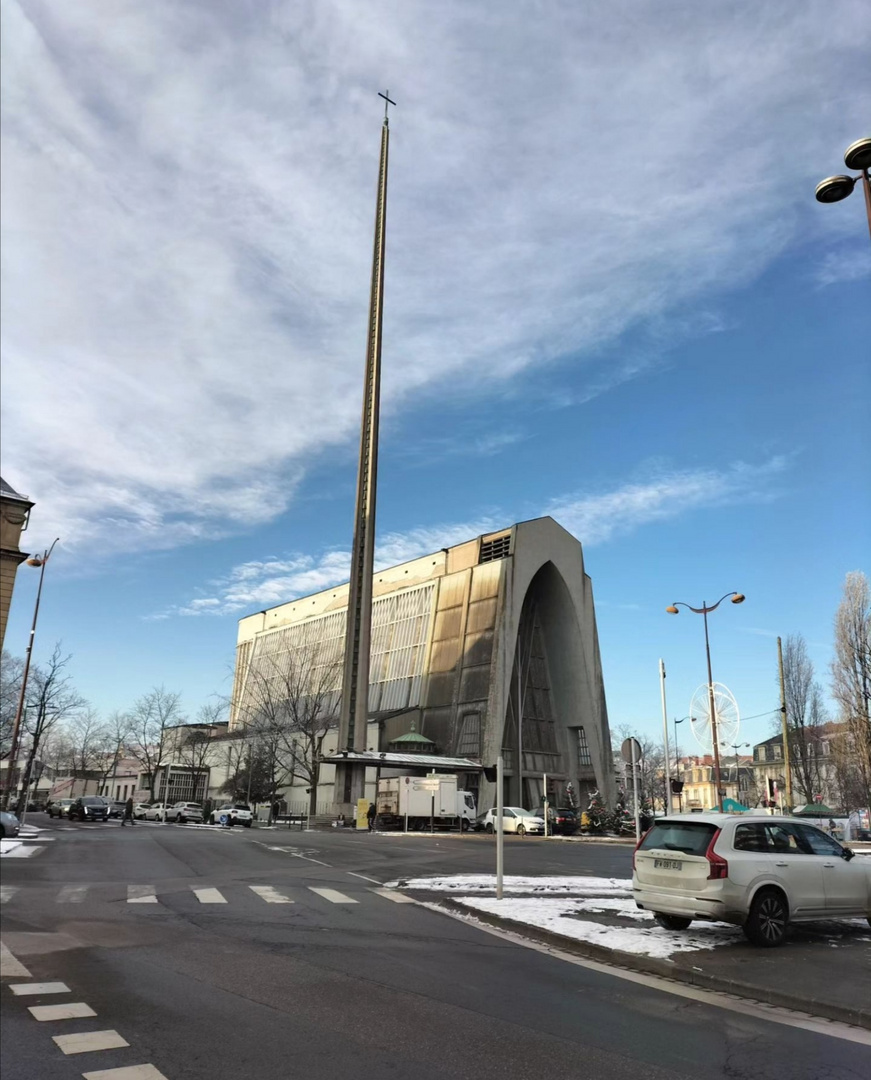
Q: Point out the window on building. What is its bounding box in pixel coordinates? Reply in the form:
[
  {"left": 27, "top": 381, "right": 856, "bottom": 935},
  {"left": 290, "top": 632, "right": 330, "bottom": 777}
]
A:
[
  {"left": 479, "top": 533, "right": 511, "bottom": 563},
  {"left": 576, "top": 727, "right": 592, "bottom": 767},
  {"left": 457, "top": 713, "right": 482, "bottom": 759}
]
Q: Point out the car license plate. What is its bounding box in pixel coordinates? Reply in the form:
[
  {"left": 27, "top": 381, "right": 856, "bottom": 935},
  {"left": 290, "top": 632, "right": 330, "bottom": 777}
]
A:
[{"left": 654, "top": 858, "right": 682, "bottom": 870}]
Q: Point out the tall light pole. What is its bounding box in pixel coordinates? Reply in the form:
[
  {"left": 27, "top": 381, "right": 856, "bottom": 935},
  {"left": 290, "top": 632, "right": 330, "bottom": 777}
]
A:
[
  {"left": 814, "top": 137, "right": 871, "bottom": 241},
  {"left": 4, "top": 539, "right": 60, "bottom": 810},
  {"left": 666, "top": 592, "right": 745, "bottom": 813},
  {"left": 672, "top": 716, "right": 691, "bottom": 812},
  {"left": 727, "top": 742, "right": 750, "bottom": 789},
  {"left": 659, "top": 659, "right": 671, "bottom": 813}
]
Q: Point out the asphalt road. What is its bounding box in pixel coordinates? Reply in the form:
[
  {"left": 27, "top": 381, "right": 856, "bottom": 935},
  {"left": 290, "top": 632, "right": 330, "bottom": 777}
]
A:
[{"left": 2, "top": 822, "right": 868, "bottom": 1080}]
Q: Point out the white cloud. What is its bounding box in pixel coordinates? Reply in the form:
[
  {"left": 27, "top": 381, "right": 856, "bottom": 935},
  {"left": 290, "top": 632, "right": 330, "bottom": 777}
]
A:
[
  {"left": 814, "top": 248, "right": 871, "bottom": 288},
  {"left": 1, "top": 2, "right": 867, "bottom": 554},
  {"left": 164, "top": 455, "right": 787, "bottom": 617}
]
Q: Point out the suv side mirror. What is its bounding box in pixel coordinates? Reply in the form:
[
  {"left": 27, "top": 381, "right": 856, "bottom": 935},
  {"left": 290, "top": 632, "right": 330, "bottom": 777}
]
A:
[{"left": 843, "top": 847, "right": 855, "bottom": 862}]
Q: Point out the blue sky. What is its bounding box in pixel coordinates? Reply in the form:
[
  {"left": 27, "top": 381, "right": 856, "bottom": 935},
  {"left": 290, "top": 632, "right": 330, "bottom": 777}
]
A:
[{"left": 2, "top": 1, "right": 869, "bottom": 753}]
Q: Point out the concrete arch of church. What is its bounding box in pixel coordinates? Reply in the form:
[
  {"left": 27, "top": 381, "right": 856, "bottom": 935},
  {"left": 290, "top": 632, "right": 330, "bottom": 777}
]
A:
[{"left": 481, "top": 533, "right": 613, "bottom": 812}]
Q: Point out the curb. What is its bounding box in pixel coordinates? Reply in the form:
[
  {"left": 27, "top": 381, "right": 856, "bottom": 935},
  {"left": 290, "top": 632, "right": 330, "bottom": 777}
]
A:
[{"left": 437, "top": 898, "right": 871, "bottom": 1031}]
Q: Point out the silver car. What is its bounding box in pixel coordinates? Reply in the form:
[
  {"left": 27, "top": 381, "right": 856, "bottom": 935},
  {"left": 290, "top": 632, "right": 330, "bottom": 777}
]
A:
[
  {"left": 165, "top": 802, "right": 204, "bottom": 824},
  {"left": 632, "top": 812, "right": 871, "bottom": 946},
  {"left": 0, "top": 810, "right": 21, "bottom": 839},
  {"left": 482, "top": 807, "right": 546, "bottom": 836}
]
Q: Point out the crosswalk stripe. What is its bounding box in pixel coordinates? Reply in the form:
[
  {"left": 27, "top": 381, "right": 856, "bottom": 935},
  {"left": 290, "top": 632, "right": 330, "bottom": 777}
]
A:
[
  {"left": 127, "top": 885, "right": 157, "bottom": 904},
  {"left": 53, "top": 1029, "right": 129, "bottom": 1055},
  {"left": 371, "top": 887, "right": 417, "bottom": 904},
  {"left": 192, "top": 887, "right": 226, "bottom": 904},
  {"left": 308, "top": 887, "right": 358, "bottom": 904},
  {"left": 10, "top": 982, "right": 71, "bottom": 996},
  {"left": 29, "top": 1002, "right": 97, "bottom": 1021},
  {"left": 82, "top": 1064, "right": 170, "bottom": 1080},
  {"left": 249, "top": 885, "right": 293, "bottom": 904},
  {"left": 57, "top": 885, "right": 88, "bottom": 903},
  {"left": 0, "top": 885, "right": 17, "bottom": 904}
]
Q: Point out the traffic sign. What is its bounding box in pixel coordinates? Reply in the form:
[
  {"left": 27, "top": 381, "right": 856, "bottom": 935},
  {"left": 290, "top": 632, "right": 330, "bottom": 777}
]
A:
[
  {"left": 415, "top": 778, "right": 440, "bottom": 792},
  {"left": 621, "top": 737, "right": 643, "bottom": 764}
]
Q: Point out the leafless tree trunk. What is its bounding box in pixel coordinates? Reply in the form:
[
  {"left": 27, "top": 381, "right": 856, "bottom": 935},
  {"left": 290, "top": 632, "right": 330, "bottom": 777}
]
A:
[
  {"left": 780, "top": 634, "right": 827, "bottom": 804},
  {"left": 128, "top": 687, "right": 184, "bottom": 800},
  {"left": 831, "top": 571, "right": 871, "bottom": 811}
]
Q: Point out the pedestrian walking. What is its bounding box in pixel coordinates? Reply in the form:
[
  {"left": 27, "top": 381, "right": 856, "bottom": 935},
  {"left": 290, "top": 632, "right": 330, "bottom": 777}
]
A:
[
  {"left": 121, "top": 796, "right": 135, "bottom": 826},
  {"left": 367, "top": 801, "right": 376, "bottom": 832}
]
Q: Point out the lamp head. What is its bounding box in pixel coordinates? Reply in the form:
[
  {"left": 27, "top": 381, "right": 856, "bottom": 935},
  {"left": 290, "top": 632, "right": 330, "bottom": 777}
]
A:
[
  {"left": 26, "top": 557, "right": 44, "bottom": 567},
  {"left": 815, "top": 175, "right": 856, "bottom": 203},
  {"left": 666, "top": 605, "right": 679, "bottom": 615},
  {"left": 844, "top": 137, "right": 871, "bottom": 172},
  {"left": 731, "top": 593, "right": 745, "bottom": 604}
]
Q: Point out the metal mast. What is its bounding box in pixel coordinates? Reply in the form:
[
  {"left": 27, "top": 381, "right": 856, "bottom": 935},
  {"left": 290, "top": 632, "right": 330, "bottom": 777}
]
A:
[{"left": 334, "top": 91, "right": 394, "bottom": 814}]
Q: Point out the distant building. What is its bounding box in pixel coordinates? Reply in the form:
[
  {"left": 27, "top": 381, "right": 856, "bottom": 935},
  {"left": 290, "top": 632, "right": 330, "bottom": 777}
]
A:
[
  {"left": 230, "top": 517, "right": 614, "bottom": 815},
  {"left": 674, "top": 754, "right": 754, "bottom": 812},
  {"left": 752, "top": 724, "right": 849, "bottom": 812},
  {"left": 0, "top": 476, "right": 34, "bottom": 649}
]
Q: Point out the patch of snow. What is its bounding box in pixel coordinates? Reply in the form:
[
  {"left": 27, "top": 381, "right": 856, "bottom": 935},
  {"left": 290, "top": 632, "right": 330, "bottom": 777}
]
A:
[
  {"left": 456, "top": 896, "right": 743, "bottom": 957},
  {"left": 387, "top": 874, "right": 632, "bottom": 895}
]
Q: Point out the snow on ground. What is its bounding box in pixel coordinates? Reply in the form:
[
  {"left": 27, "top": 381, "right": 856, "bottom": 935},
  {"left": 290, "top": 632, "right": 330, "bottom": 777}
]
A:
[
  {"left": 0, "top": 840, "right": 23, "bottom": 855},
  {"left": 456, "top": 896, "right": 744, "bottom": 958},
  {"left": 387, "top": 874, "right": 632, "bottom": 895}
]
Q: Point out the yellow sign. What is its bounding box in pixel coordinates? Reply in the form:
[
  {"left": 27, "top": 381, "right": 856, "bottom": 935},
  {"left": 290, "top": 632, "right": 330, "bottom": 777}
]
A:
[{"left": 356, "top": 797, "right": 370, "bottom": 831}]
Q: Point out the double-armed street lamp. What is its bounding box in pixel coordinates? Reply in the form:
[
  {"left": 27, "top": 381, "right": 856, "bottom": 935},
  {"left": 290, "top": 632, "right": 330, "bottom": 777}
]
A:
[
  {"left": 4, "top": 539, "right": 60, "bottom": 810},
  {"left": 666, "top": 592, "right": 745, "bottom": 813},
  {"left": 814, "top": 136, "right": 871, "bottom": 241}
]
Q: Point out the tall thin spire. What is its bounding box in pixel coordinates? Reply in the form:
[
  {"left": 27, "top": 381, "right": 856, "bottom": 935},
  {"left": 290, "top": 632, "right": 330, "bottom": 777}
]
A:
[{"left": 335, "top": 91, "right": 394, "bottom": 812}]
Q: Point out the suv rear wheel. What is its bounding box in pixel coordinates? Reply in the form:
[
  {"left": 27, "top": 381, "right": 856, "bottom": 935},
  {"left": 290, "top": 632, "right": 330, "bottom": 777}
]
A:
[
  {"left": 743, "top": 888, "right": 788, "bottom": 947},
  {"left": 653, "top": 913, "right": 692, "bottom": 931},
  {"left": 485, "top": 822, "right": 494, "bottom": 834}
]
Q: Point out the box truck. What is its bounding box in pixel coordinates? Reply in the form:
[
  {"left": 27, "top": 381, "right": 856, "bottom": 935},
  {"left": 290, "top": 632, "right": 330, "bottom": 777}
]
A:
[{"left": 375, "top": 775, "right": 477, "bottom": 831}]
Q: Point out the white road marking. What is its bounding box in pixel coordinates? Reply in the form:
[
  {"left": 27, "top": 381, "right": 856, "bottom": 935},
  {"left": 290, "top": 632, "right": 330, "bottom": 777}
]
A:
[
  {"left": 29, "top": 1002, "right": 97, "bottom": 1021},
  {"left": 427, "top": 904, "right": 871, "bottom": 1047},
  {"left": 9, "top": 982, "right": 71, "bottom": 996},
  {"left": 0, "top": 942, "right": 31, "bottom": 978},
  {"left": 83, "top": 1065, "right": 170, "bottom": 1080},
  {"left": 53, "top": 1029, "right": 129, "bottom": 1055},
  {"left": 249, "top": 885, "right": 293, "bottom": 904},
  {"left": 308, "top": 887, "right": 358, "bottom": 904},
  {"left": 372, "top": 888, "right": 417, "bottom": 904},
  {"left": 192, "top": 887, "right": 227, "bottom": 904},
  {"left": 57, "top": 885, "right": 88, "bottom": 903},
  {"left": 127, "top": 885, "right": 158, "bottom": 904},
  {"left": 0, "top": 844, "right": 44, "bottom": 858},
  {"left": 254, "top": 841, "right": 331, "bottom": 866},
  {"left": 0, "top": 885, "right": 17, "bottom": 903},
  {"left": 347, "top": 871, "right": 382, "bottom": 884}
]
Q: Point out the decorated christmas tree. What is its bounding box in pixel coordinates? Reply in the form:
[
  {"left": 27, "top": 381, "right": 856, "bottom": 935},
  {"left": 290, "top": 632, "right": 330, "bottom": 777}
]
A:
[{"left": 585, "top": 789, "right": 608, "bottom": 833}]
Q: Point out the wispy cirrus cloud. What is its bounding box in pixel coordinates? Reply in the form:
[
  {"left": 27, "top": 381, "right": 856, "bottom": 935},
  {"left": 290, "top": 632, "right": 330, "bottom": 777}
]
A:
[
  {"left": 2, "top": 2, "right": 867, "bottom": 555},
  {"left": 161, "top": 455, "right": 789, "bottom": 617}
]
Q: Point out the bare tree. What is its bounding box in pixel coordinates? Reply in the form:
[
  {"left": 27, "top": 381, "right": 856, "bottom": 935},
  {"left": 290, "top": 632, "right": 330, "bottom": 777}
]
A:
[
  {"left": 611, "top": 726, "right": 666, "bottom": 813},
  {"left": 65, "top": 709, "right": 110, "bottom": 797},
  {"left": 15, "top": 645, "right": 86, "bottom": 814},
  {"left": 779, "top": 634, "right": 828, "bottom": 804},
  {"left": 831, "top": 571, "right": 871, "bottom": 810},
  {"left": 127, "top": 687, "right": 184, "bottom": 800},
  {"left": 235, "top": 643, "right": 341, "bottom": 819},
  {"left": 174, "top": 702, "right": 225, "bottom": 801},
  {"left": 99, "top": 710, "right": 134, "bottom": 797},
  {"left": 1, "top": 650, "right": 25, "bottom": 756}
]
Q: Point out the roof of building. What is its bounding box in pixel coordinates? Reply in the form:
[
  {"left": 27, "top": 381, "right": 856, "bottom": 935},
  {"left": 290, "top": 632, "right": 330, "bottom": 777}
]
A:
[
  {"left": 0, "top": 476, "right": 32, "bottom": 503},
  {"left": 321, "top": 750, "right": 484, "bottom": 772},
  {"left": 390, "top": 721, "right": 434, "bottom": 746}
]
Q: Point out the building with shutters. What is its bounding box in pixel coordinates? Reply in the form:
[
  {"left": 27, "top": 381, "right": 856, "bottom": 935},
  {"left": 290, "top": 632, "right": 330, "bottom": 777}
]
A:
[
  {"left": 0, "top": 476, "right": 34, "bottom": 649},
  {"left": 229, "top": 517, "right": 614, "bottom": 815}
]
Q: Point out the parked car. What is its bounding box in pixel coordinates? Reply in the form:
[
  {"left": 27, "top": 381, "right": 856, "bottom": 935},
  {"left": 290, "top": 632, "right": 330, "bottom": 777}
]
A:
[
  {"left": 209, "top": 804, "right": 253, "bottom": 827},
  {"left": 165, "top": 802, "right": 204, "bottom": 824},
  {"left": 132, "top": 802, "right": 153, "bottom": 820},
  {"left": 535, "top": 806, "right": 579, "bottom": 835},
  {"left": 632, "top": 813, "right": 871, "bottom": 947},
  {"left": 47, "top": 799, "right": 75, "bottom": 819},
  {"left": 0, "top": 810, "right": 21, "bottom": 839},
  {"left": 481, "top": 807, "right": 546, "bottom": 836},
  {"left": 69, "top": 796, "right": 110, "bottom": 822},
  {"left": 144, "top": 803, "right": 170, "bottom": 822}
]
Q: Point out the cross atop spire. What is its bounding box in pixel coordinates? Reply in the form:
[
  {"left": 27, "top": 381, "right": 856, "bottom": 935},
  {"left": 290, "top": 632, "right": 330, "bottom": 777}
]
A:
[{"left": 378, "top": 89, "right": 396, "bottom": 125}]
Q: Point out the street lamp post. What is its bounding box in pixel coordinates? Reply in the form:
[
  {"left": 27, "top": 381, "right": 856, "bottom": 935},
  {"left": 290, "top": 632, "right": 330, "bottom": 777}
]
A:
[
  {"left": 727, "top": 742, "right": 751, "bottom": 790},
  {"left": 4, "top": 539, "right": 60, "bottom": 810},
  {"left": 666, "top": 592, "right": 745, "bottom": 813},
  {"left": 814, "top": 137, "right": 871, "bottom": 241},
  {"left": 672, "top": 716, "right": 691, "bottom": 812}
]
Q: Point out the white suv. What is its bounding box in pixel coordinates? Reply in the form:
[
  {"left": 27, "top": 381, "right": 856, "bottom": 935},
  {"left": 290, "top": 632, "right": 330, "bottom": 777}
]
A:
[
  {"left": 209, "top": 804, "right": 253, "bottom": 827},
  {"left": 482, "top": 807, "right": 545, "bottom": 836},
  {"left": 632, "top": 813, "right": 870, "bottom": 946}
]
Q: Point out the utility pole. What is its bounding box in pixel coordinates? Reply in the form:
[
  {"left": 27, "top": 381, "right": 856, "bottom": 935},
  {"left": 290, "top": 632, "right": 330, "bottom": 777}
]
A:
[
  {"left": 659, "top": 659, "right": 671, "bottom": 813},
  {"left": 777, "top": 637, "right": 793, "bottom": 812},
  {"left": 334, "top": 91, "right": 395, "bottom": 816}
]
